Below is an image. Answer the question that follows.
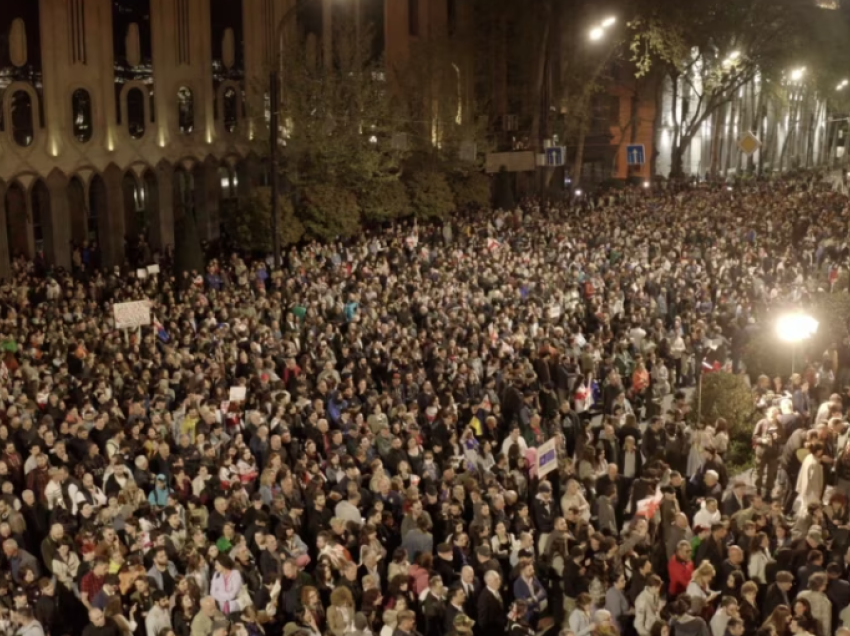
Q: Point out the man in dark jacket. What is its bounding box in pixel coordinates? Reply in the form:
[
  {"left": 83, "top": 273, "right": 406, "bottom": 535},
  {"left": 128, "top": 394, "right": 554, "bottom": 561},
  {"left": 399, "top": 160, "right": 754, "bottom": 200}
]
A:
[{"left": 476, "top": 570, "right": 505, "bottom": 636}]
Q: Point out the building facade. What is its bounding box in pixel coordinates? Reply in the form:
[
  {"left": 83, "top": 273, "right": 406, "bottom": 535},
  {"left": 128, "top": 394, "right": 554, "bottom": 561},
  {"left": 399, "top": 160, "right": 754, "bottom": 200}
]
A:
[{"left": 0, "top": 0, "right": 417, "bottom": 277}]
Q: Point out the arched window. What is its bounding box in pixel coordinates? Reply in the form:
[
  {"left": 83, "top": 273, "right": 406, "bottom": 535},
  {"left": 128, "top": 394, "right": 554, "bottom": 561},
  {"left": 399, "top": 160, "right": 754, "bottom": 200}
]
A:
[
  {"left": 10, "top": 91, "right": 34, "bottom": 147},
  {"left": 72, "top": 89, "right": 93, "bottom": 142},
  {"left": 178, "top": 86, "right": 194, "bottom": 134},
  {"left": 223, "top": 87, "right": 238, "bottom": 133},
  {"left": 127, "top": 88, "right": 146, "bottom": 139}
]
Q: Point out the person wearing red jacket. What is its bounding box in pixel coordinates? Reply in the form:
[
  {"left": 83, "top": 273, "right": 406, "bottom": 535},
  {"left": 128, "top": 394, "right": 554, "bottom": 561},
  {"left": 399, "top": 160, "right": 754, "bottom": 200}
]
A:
[{"left": 668, "top": 539, "right": 695, "bottom": 598}]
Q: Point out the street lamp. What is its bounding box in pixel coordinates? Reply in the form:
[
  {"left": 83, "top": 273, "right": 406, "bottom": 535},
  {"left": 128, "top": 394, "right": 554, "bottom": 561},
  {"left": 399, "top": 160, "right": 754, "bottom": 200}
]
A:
[
  {"left": 589, "top": 16, "right": 617, "bottom": 41},
  {"left": 838, "top": 79, "right": 849, "bottom": 91},
  {"left": 790, "top": 67, "right": 806, "bottom": 82},
  {"left": 776, "top": 312, "right": 818, "bottom": 373}
]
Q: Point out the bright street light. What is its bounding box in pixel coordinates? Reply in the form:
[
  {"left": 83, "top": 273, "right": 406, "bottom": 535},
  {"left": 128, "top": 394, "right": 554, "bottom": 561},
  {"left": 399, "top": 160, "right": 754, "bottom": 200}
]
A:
[
  {"left": 589, "top": 27, "right": 605, "bottom": 41},
  {"left": 790, "top": 67, "right": 806, "bottom": 82},
  {"left": 728, "top": 50, "right": 741, "bottom": 60},
  {"left": 643, "top": 181, "right": 650, "bottom": 188},
  {"left": 602, "top": 16, "right": 616, "bottom": 27},
  {"left": 776, "top": 313, "right": 819, "bottom": 343}
]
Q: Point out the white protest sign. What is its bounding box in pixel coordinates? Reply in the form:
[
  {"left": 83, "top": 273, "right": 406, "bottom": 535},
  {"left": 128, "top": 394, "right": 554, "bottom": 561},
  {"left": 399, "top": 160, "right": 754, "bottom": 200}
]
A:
[
  {"left": 147, "top": 264, "right": 160, "bottom": 274},
  {"left": 113, "top": 301, "right": 152, "bottom": 330},
  {"left": 136, "top": 268, "right": 148, "bottom": 279},
  {"left": 229, "top": 386, "right": 247, "bottom": 402},
  {"left": 537, "top": 438, "right": 558, "bottom": 478}
]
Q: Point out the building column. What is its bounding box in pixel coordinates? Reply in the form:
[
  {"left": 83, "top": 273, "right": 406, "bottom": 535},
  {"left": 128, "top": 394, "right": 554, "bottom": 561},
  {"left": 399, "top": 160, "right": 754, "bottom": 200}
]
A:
[
  {"left": 196, "top": 157, "right": 220, "bottom": 242},
  {"left": 152, "top": 161, "right": 175, "bottom": 251},
  {"left": 0, "top": 182, "right": 12, "bottom": 280},
  {"left": 100, "top": 165, "right": 127, "bottom": 268},
  {"left": 45, "top": 170, "right": 72, "bottom": 270}
]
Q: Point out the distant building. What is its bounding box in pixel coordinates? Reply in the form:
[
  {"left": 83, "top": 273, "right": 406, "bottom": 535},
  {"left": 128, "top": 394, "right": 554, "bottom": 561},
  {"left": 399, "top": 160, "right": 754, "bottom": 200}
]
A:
[{"left": 0, "top": 0, "right": 410, "bottom": 276}]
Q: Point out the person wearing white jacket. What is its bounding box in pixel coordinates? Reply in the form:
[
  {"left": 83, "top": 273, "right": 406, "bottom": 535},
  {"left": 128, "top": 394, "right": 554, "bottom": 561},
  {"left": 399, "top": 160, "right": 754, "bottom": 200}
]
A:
[
  {"left": 635, "top": 575, "right": 664, "bottom": 636},
  {"left": 747, "top": 534, "right": 772, "bottom": 584},
  {"left": 693, "top": 498, "right": 722, "bottom": 530}
]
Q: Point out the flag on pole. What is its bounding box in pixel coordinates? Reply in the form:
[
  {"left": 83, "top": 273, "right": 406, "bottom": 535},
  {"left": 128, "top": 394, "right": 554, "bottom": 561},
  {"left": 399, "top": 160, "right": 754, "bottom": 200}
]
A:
[{"left": 702, "top": 360, "right": 721, "bottom": 373}]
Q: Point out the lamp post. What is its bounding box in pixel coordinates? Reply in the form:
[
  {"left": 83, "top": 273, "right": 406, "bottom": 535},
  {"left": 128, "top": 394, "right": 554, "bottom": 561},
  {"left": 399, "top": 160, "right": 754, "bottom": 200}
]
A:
[{"left": 776, "top": 313, "right": 819, "bottom": 374}]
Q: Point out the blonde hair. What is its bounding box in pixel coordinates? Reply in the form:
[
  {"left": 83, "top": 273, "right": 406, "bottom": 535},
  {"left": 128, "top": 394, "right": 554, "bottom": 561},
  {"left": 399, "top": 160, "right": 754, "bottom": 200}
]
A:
[{"left": 692, "top": 561, "right": 715, "bottom": 582}]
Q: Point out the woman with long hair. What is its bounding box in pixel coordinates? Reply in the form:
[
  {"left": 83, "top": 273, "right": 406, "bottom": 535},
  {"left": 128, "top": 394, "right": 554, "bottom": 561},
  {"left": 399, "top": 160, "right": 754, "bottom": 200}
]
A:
[
  {"left": 748, "top": 532, "right": 772, "bottom": 586},
  {"left": 326, "top": 585, "right": 356, "bottom": 636},
  {"left": 104, "top": 595, "right": 137, "bottom": 636},
  {"left": 762, "top": 605, "right": 792, "bottom": 636},
  {"left": 792, "top": 599, "right": 820, "bottom": 636},
  {"left": 686, "top": 562, "right": 719, "bottom": 616}
]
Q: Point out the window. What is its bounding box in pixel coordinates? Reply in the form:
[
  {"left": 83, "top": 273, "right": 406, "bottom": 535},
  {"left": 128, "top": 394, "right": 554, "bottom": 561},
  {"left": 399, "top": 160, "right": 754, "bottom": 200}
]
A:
[
  {"left": 223, "top": 87, "right": 238, "bottom": 133},
  {"left": 10, "top": 91, "right": 34, "bottom": 147},
  {"left": 408, "top": 0, "right": 419, "bottom": 36},
  {"left": 178, "top": 86, "right": 194, "bottom": 134},
  {"left": 71, "top": 89, "right": 92, "bottom": 142},
  {"left": 127, "top": 88, "right": 146, "bottom": 139}
]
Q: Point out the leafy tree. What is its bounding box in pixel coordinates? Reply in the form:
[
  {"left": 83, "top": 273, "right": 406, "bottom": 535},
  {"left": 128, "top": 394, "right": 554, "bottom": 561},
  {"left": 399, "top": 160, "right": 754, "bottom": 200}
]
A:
[
  {"left": 451, "top": 171, "right": 491, "bottom": 211},
  {"left": 809, "top": 291, "right": 850, "bottom": 352},
  {"left": 493, "top": 168, "right": 516, "bottom": 210},
  {"left": 299, "top": 184, "right": 361, "bottom": 240},
  {"left": 228, "top": 187, "right": 304, "bottom": 253},
  {"left": 688, "top": 372, "right": 756, "bottom": 470},
  {"left": 358, "top": 179, "right": 412, "bottom": 222},
  {"left": 405, "top": 171, "right": 456, "bottom": 220},
  {"left": 629, "top": 0, "right": 813, "bottom": 177}
]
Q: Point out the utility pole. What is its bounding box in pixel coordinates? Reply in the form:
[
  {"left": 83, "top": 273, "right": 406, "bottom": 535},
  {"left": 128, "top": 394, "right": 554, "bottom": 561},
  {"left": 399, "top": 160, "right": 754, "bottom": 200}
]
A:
[{"left": 269, "top": 70, "right": 281, "bottom": 268}]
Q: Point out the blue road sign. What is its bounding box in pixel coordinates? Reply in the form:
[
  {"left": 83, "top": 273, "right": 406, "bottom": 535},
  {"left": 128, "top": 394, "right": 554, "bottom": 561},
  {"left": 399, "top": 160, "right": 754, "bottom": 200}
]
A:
[
  {"left": 545, "top": 146, "right": 564, "bottom": 167},
  {"left": 627, "top": 144, "right": 645, "bottom": 166}
]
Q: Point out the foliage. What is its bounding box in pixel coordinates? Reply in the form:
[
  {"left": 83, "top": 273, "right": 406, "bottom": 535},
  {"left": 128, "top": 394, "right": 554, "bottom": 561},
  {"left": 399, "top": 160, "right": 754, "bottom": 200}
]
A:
[
  {"left": 688, "top": 372, "right": 756, "bottom": 439},
  {"left": 689, "top": 371, "right": 757, "bottom": 472},
  {"left": 299, "top": 184, "right": 361, "bottom": 240},
  {"left": 392, "top": 35, "right": 493, "bottom": 167},
  {"left": 742, "top": 329, "right": 789, "bottom": 381},
  {"left": 277, "top": 22, "right": 408, "bottom": 191},
  {"left": 809, "top": 292, "right": 850, "bottom": 351},
  {"left": 173, "top": 212, "right": 205, "bottom": 276},
  {"left": 451, "top": 171, "right": 491, "bottom": 211},
  {"left": 627, "top": 0, "right": 819, "bottom": 176},
  {"left": 493, "top": 168, "right": 516, "bottom": 211},
  {"left": 227, "top": 187, "right": 304, "bottom": 254},
  {"left": 358, "top": 179, "right": 412, "bottom": 222},
  {"left": 229, "top": 187, "right": 304, "bottom": 254},
  {"left": 405, "top": 171, "right": 456, "bottom": 221}
]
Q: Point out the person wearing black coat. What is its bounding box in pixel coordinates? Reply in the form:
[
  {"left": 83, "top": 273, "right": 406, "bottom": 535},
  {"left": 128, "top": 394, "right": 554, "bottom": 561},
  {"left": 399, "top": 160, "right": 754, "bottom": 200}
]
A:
[
  {"left": 762, "top": 573, "right": 794, "bottom": 619},
  {"left": 476, "top": 571, "right": 506, "bottom": 636}
]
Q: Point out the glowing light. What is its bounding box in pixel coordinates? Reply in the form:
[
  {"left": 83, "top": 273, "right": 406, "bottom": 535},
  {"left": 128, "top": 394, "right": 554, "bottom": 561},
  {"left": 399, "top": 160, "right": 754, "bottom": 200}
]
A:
[
  {"left": 602, "top": 17, "right": 616, "bottom": 27},
  {"left": 776, "top": 314, "right": 819, "bottom": 343},
  {"left": 589, "top": 27, "right": 604, "bottom": 41},
  {"left": 643, "top": 181, "right": 650, "bottom": 188}
]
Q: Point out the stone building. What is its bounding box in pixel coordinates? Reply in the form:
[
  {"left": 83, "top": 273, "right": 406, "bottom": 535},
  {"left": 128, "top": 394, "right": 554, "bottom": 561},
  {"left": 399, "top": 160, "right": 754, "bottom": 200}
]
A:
[{"left": 0, "top": 0, "right": 448, "bottom": 277}]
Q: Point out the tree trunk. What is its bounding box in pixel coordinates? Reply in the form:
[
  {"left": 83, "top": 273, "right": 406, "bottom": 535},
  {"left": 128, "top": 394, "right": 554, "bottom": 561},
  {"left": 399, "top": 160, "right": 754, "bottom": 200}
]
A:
[
  {"left": 572, "top": 118, "right": 588, "bottom": 187},
  {"left": 529, "top": 0, "right": 552, "bottom": 150},
  {"left": 650, "top": 73, "right": 665, "bottom": 178},
  {"left": 710, "top": 108, "right": 722, "bottom": 178},
  {"left": 725, "top": 97, "right": 738, "bottom": 176}
]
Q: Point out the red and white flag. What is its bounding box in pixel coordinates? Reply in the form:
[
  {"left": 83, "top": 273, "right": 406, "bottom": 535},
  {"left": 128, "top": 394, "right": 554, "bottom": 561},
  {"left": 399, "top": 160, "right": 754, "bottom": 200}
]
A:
[{"left": 702, "top": 360, "right": 721, "bottom": 373}]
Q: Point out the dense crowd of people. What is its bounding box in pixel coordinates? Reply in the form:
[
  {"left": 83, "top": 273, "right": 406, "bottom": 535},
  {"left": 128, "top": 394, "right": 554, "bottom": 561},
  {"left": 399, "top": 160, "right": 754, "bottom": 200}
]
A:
[{"left": 1, "top": 180, "right": 850, "bottom": 636}]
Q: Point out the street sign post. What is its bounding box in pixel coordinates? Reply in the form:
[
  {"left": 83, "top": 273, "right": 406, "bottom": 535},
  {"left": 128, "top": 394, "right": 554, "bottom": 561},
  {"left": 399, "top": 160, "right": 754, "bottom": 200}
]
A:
[
  {"left": 627, "top": 144, "right": 645, "bottom": 166},
  {"left": 545, "top": 146, "right": 565, "bottom": 167},
  {"left": 738, "top": 132, "right": 762, "bottom": 156}
]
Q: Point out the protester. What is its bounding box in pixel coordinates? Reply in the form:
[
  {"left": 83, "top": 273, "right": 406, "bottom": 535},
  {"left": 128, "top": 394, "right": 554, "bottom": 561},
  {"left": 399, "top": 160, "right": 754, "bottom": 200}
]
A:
[{"left": 1, "top": 179, "right": 850, "bottom": 636}]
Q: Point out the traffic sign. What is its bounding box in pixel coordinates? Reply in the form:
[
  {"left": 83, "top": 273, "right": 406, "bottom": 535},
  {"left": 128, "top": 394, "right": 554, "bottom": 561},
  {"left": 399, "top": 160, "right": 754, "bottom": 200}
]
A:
[
  {"left": 738, "top": 132, "right": 761, "bottom": 156},
  {"left": 545, "top": 146, "right": 565, "bottom": 167},
  {"left": 627, "top": 144, "right": 645, "bottom": 166}
]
